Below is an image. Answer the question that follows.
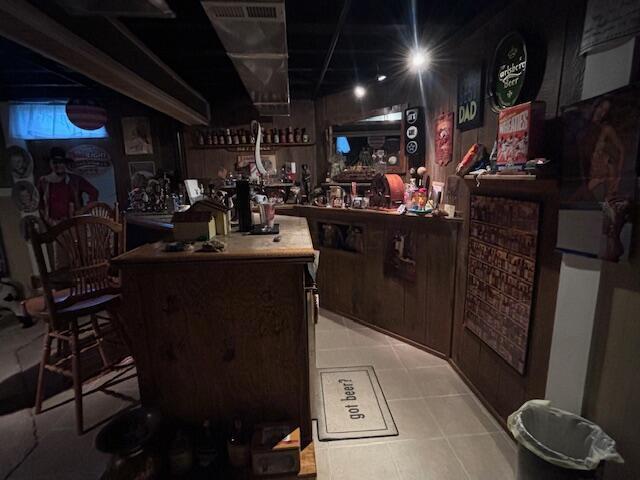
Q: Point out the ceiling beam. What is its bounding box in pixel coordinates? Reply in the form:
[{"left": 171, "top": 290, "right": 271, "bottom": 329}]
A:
[
  {"left": 0, "top": 0, "right": 209, "bottom": 125},
  {"left": 313, "top": 0, "right": 352, "bottom": 98}
]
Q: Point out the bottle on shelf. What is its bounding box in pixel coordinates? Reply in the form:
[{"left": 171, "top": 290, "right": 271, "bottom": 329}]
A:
[
  {"left": 227, "top": 418, "right": 249, "bottom": 468},
  {"left": 273, "top": 129, "right": 280, "bottom": 144},
  {"left": 279, "top": 128, "right": 286, "bottom": 144},
  {"left": 287, "top": 126, "right": 294, "bottom": 143},
  {"left": 213, "top": 130, "right": 219, "bottom": 145},
  {"left": 294, "top": 127, "right": 301, "bottom": 143},
  {"left": 302, "top": 128, "right": 309, "bottom": 143},
  {"left": 206, "top": 130, "right": 213, "bottom": 146},
  {"left": 265, "top": 128, "right": 272, "bottom": 144},
  {"left": 232, "top": 129, "right": 240, "bottom": 145},
  {"left": 218, "top": 130, "right": 225, "bottom": 145},
  {"left": 225, "top": 128, "right": 232, "bottom": 145},
  {"left": 195, "top": 420, "right": 219, "bottom": 469},
  {"left": 240, "top": 129, "right": 247, "bottom": 145},
  {"left": 196, "top": 130, "right": 205, "bottom": 146}
]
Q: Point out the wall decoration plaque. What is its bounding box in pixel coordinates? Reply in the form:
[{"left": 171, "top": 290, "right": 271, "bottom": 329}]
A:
[
  {"left": 463, "top": 195, "right": 540, "bottom": 374},
  {"left": 457, "top": 64, "right": 484, "bottom": 131},
  {"left": 435, "top": 112, "right": 454, "bottom": 166},
  {"left": 490, "top": 32, "right": 528, "bottom": 109}
]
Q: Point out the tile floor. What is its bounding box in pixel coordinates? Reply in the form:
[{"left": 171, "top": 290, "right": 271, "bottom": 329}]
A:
[
  {"left": 313, "top": 309, "right": 517, "bottom": 480},
  {"left": 0, "top": 309, "right": 517, "bottom": 479}
]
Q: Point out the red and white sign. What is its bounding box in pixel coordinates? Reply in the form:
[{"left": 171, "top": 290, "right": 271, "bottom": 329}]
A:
[{"left": 497, "top": 102, "right": 545, "bottom": 167}]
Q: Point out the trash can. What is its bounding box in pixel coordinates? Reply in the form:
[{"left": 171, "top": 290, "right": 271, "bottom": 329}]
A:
[{"left": 508, "top": 400, "right": 623, "bottom": 480}]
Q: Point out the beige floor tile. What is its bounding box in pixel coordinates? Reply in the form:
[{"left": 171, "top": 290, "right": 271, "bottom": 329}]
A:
[
  {"left": 316, "top": 349, "right": 357, "bottom": 369},
  {"left": 410, "top": 365, "right": 470, "bottom": 397},
  {"left": 349, "top": 327, "right": 391, "bottom": 347},
  {"left": 316, "top": 329, "right": 353, "bottom": 350},
  {"left": 329, "top": 443, "right": 400, "bottom": 480},
  {"left": 448, "top": 433, "right": 516, "bottom": 480},
  {"left": 388, "top": 399, "right": 443, "bottom": 440},
  {"left": 425, "top": 395, "right": 499, "bottom": 437},
  {"left": 388, "top": 438, "right": 469, "bottom": 480},
  {"left": 349, "top": 346, "right": 404, "bottom": 370},
  {"left": 316, "top": 311, "right": 345, "bottom": 331},
  {"left": 393, "top": 344, "right": 447, "bottom": 369},
  {"left": 315, "top": 443, "right": 331, "bottom": 479},
  {"left": 375, "top": 369, "right": 422, "bottom": 400}
]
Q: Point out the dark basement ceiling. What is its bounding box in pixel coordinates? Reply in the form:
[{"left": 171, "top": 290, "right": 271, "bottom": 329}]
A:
[{"left": 1, "top": 0, "right": 501, "bottom": 108}]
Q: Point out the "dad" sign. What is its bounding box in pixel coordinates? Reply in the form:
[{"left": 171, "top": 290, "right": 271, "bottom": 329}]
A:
[{"left": 456, "top": 64, "right": 484, "bottom": 131}]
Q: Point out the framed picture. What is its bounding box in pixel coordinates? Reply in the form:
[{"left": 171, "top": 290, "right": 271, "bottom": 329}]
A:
[
  {"left": 7, "top": 146, "right": 34, "bottom": 181},
  {"left": 128, "top": 161, "right": 156, "bottom": 178},
  {"left": 122, "top": 117, "right": 153, "bottom": 155},
  {"left": 561, "top": 84, "right": 640, "bottom": 260}
]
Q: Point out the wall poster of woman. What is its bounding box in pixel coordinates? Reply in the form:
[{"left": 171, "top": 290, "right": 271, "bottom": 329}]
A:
[{"left": 561, "top": 84, "right": 640, "bottom": 261}]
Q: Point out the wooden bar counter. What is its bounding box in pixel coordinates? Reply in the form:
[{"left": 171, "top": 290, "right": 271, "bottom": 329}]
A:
[
  {"left": 286, "top": 206, "right": 461, "bottom": 357},
  {"left": 112, "top": 215, "right": 316, "bottom": 443}
]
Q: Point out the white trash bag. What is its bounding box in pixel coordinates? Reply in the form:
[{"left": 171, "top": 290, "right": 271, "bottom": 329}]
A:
[{"left": 508, "top": 400, "right": 624, "bottom": 471}]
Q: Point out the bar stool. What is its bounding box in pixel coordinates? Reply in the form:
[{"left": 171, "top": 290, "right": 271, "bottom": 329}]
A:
[{"left": 25, "top": 215, "right": 129, "bottom": 434}]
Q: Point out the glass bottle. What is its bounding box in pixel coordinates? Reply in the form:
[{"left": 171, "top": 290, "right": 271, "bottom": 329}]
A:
[
  {"left": 225, "top": 128, "right": 232, "bottom": 145},
  {"left": 294, "top": 127, "right": 301, "bottom": 143},
  {"left": 232, "top": 129, "right": 240, "bottom": 145},
  {"left": 279, "top": 128, "right": 286, "bottom": 144},
  {"left": 287, "top": 126, "right": 294, "bottom": 143},
  {"left": 240, "top": 129, "right": 247, "bottom": 144},
  {"left": 273, "top": 129, "right": 280, "bottom": 144},
  {"left": 218, "top": 129, "right": 225, "bottom": 145},
  {"left": 302, "top": 128, "right": 309, "bottom": 143},
  {"left": 205, "top": 130, "right": 213, "bottom": 145},
  {"left": 196, "top": 130, "right": 204, "bottom": 146}
]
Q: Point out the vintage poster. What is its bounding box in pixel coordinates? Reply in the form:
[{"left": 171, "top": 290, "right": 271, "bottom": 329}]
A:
[
  {"left": 435, "top": 112, "right": 454, "bottom": 166},
  {"left": 464, "top": 195, "right": 540, "bottom": 374},
  {"left": 457, "top": 64, "right": 484, "bottom": 131},
  {"left": 67, "top": 144, "right": 117, "bottom": 208},
  {"left": 561, "top": 85, "right": 640, "bottom": 260},
  {"left": 580, "top": 0, "right": 640, "bottom": 55},
  {"left": 384, "top": 229, "right": 416, "bottom": 283},
  {"left": 121, "top": 116, "right": 153, "bottom": 155}
]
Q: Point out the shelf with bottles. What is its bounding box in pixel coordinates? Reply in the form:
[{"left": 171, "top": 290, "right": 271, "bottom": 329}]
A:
[{"left": 192, "top": 126, "right": 313, "bottom": 150}]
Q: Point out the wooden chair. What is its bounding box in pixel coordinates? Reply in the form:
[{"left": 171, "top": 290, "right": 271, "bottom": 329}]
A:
[
  {"left": 76, "top": 201, "right": 119, "bottom": 221},
  {"left": 25, "top": 215, "right": 128, "bottom": 434}
]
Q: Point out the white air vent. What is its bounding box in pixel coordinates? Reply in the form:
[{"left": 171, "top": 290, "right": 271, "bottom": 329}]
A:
[{"left": 204, "top": 2, "right": 284, "bottom": 21}]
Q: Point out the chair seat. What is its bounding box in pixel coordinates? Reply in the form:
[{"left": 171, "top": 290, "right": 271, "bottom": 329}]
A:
[{"left": 23, "top": 290, "right": 121, "bottom": 318}]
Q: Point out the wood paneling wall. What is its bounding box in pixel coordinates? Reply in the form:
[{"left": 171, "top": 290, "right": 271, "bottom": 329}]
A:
[{"left": 313, "top": 0, "right": 588, "bottom": 425}]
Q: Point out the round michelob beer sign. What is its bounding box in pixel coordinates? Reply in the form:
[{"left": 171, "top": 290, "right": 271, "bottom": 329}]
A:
[{"left": 490, "top": 32, "right": 528, "bottom": 110}]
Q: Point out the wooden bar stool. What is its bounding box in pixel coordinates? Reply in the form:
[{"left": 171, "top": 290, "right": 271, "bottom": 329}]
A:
[{"left": 25, "top": 215, "right": 129, "bottom": 434}]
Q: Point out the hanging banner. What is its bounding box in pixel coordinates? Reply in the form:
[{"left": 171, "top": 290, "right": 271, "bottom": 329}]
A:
[
  {"left": 457, "top": 64, "right": 484, "bottom": 131},
  {"left": 435, "top": 112, "right": 454, "bottom": 166},
  {"left": 580, "top": 0, "right": 640, "bottom": 55}
]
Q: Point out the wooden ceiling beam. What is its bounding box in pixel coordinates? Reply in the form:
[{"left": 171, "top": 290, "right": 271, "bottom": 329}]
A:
[{"left": 0, "top": 0, "right": 210, "bottom": 125}]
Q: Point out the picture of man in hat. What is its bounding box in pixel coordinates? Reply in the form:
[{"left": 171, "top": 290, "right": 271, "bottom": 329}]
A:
[{"left": 37, "top": 147, "right": 98, "bottom": 226}]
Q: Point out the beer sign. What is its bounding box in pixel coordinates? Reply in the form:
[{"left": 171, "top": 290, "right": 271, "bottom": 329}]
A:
[
  {"left": 457, "top": 64, "right": 484, "bottom": 131},
  {"left": 489, "top": 32, "right": 528, "bottom": 110}
]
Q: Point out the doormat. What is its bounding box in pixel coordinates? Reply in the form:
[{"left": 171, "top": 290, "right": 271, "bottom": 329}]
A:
[{"left": 316, "top": 366, "right": 398, "bottom": 441}]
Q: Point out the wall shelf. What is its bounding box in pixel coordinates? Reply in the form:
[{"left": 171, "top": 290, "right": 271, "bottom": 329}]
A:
[{"left": 191, "top": 142, "right": 315, "bottom": 152}]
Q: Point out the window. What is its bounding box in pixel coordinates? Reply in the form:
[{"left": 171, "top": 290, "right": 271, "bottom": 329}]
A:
[
  {"left": 336, "top": 136, "right": 351, "bottom": 154},
  {"left": 9, "top": 103, "right": 108, "bottom": 140}
]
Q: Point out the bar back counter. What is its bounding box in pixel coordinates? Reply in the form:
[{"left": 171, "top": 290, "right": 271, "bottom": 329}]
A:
[
  {"left": 286, "top": 206, "right": 462, "bottom": 357},
  {"left": 112, "top": 216, "right": 316, "bottom": 443}
]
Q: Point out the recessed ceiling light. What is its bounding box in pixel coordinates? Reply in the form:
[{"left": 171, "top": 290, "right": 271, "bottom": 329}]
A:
[
  {"left": 354, "top": 85, "right": 366, "bottom": 98},
  {"left": 409, "top": 49, "right": 431, "bottom": 72},
  {"left": 377, "top": 74, "right": 387, "bottom": 82}
]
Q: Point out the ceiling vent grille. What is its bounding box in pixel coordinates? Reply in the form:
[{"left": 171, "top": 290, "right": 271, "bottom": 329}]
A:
[
  {"left": 209, "top": 5, "right": 245, "bottom": 18},
  {"left": 246, "top": 6, "right": 277, "bottom": 18}
]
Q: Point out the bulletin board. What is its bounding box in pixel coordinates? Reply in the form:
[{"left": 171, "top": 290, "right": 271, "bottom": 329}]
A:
[{"left": 463, "top": 195, "right": 540, "bottom": 374}]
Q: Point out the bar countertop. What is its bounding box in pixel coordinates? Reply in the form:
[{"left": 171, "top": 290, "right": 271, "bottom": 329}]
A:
[{"left": 112, "top": 214, "right": 315, "bottom": 265}]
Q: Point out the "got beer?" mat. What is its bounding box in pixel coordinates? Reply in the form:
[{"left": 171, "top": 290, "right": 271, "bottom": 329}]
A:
[{"left": 316, "top": 366, "right": 398, "bottom": 441}]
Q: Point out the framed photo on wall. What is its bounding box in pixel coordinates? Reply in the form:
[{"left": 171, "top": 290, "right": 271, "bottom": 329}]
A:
[{"left": 122, "top": 117, "right": 153, "bottom": 155}]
